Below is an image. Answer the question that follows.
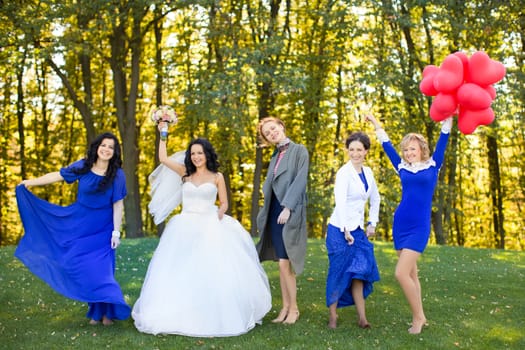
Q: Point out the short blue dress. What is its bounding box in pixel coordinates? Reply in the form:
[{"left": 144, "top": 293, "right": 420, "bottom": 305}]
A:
[
  {"left": 382, "top": 131, "right": 449, "bottom": 253},
  {"left": 268, "top": 192, "right": 288, "bottom": 259},
  {"left": 15, "top": 159, "right": 131, "bottom": 321}
]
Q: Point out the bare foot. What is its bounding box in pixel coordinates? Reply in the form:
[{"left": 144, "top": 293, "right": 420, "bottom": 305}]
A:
[
  {"left": 408, "top": 319, "right": 428, "bottom": 334},
  {"left": 102, "top": 316, "right": 114, "bottom": 326},
  {"left": 271, "top": 308, "right": 289, "bottom": 323},
  {"left": 89, "top": 319, "right": 99, "bottom": 325},
  {"left": 283, "top": 310, "right": 300, "bottom": 325},
  {"left": 328, "top": 314, "right": 337, "bottom": 329},
  {"left": 358, "top": 320, "right": 371, "bottom": 329}
]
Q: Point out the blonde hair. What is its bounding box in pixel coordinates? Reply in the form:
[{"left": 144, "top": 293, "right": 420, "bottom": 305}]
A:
[
  {"left": 400, "top": 133, "right": 430, "bottom": 161},
  {"left": 257, "top": 117, "right": 286, "bottom": 146}
]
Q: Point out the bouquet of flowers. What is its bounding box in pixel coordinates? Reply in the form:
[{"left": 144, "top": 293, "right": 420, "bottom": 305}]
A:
[{"left": 150, "top": 105, "right": 178, "bottom": 125}]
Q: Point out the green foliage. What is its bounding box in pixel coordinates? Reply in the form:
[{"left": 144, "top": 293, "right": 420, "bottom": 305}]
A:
[
  {"left": 0, "top": 0, "right": 524, "bottom": 249},
  {"left": 1, "top": 239, "right": 524, "bottom": 349}
]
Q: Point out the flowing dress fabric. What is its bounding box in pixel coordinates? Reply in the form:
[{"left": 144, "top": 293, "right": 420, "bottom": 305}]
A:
[
  {"left": 132, "top": 182, "right": 271, "bottom": 337},
  {"left": 14, "top": 160, "right": 131, "bottom": 320},
  {"left": 325, "top": 224, "right": 379, "bottom": 307},
  {"left": 382, "top": 131, "right": 450, "bottom": 253}
]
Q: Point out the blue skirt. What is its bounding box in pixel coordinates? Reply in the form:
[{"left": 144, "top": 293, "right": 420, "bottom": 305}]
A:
[
  {"left": 325, "top": 224, "right": 380, "bottom": 307},
  {"left": 14, "top": 185, "right": 131, "bottom": 320},
  {"left": 268, "top": 192, "right": 288, "bottom": 259}
]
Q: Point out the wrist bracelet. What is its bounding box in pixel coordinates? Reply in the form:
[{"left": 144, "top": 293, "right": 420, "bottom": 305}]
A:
[{"left": 112, "top": 230, "right": 121, "bottom": 238}]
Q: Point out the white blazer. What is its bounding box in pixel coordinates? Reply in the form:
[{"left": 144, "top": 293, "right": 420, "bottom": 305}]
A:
[{"left": 328, "top": 161, "right": 380, "bottom": 232}]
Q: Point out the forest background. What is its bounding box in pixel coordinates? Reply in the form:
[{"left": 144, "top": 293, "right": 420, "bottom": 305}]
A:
[{"left": 0, "top": 0, "right": 523, "bottom": 250}]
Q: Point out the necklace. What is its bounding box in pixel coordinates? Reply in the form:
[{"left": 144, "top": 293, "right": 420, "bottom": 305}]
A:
[{"left": 92, "top": 163, "right": 108, "bottom": 176}]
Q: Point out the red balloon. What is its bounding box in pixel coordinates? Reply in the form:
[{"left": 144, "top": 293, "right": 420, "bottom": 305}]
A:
[
  {"left": 458, "top": 107, "right": 495, "bottom": 134},
  {"left": 456, "top": 83, "right": 492, "bottom": 110},
  {"left": 421, "top": 51, "right": 504, "bottom": 132},
  {"left": 453, "top": 51, "right": 470, "bottom": 82},
  {"left": 484, "top": 85, "right": 497, "bottom": 100},
  {"left": 429, "top": 103, "right": 450, "bottom": 122},
  {"left": 468, "top": 51, "right": 506, "bottom": 86},
  {"left": 432, "top": 92, "right": 457, "bottom": 115},
  {"left": 433, "top": 54, "right": 464, "bottom": 93},
  {"left": 419, "top": 65, "right": 439, "bottom": 96}
]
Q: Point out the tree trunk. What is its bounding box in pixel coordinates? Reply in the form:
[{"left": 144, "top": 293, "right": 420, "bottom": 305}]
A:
[
  {"left": 487, "top": 134, "right": 505, "bottom": 248},
  {"left": 251, "top": 147, "right": 264, "bottom": 236},
  {"left": 249, "top": 0, "right": 283, "bottom": 236},
  {"left": 152, "top": 7, "right": 166, "bottom": 237},
  {"left": 109, "top": 14, "right": 145, "bottom": 238}
]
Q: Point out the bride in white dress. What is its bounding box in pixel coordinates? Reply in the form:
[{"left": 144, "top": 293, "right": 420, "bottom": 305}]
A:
[{"left": 132, "top": 124, "right": 271, "bottom": 337}]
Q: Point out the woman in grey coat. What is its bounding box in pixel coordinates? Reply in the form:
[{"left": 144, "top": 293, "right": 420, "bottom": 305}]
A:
[{"left": 256, "top": 117, "right": 309, "bottom": 325}]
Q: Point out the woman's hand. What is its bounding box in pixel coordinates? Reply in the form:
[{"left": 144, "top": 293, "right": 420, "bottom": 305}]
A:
[
  {"left": 157, "top": 121, "right": 168, "bottom": 131},
  {"left": 111, "top": 230, "right": 121, "bottom": 249},
  {"left": 441, "top": 117, "right": 453, "bottom": 133},
  {"left": 365, "top": 114, "right": 381, "bottom": 129},
  {"left": 344, "top": 228, "right": 355, "bottom": 245},
  {"left": 277, "top": 207, "right": 291, "bottom": 224},
  {"left": 366, "top": 225, "right": 376, "bottom": 238},
  {"left": 111, "top": 236, "right": 121, "bottom": 249}
]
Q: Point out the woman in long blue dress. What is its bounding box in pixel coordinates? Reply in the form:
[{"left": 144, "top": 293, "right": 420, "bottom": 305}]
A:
[
  {"left": 367, "top": 114, "right": 452, "bottom": 334},
  {"left": 15, "top": 132, "right": 131, "bottom": 326},
  {"left": 326, "top": 132, "right": 380, "bottom": 329}
]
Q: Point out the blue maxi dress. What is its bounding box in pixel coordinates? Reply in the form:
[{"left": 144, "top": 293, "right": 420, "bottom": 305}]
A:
[
  {"left": 14, "top": 159, "right": 131, "bottom": 321},
  {"left": 382, "top": 131, "right": 450, "bottom": 253}
]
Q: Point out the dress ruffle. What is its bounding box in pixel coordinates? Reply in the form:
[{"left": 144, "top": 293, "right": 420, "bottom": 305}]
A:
[
  {"left": 325, "top": 224, "right": 380, "bottom": 307},
  {"left": 15, "top": 184, "right": 131, "bottom": 320},
  {"left": 133, "top": 182, "right": 271, "bottom": 336}
]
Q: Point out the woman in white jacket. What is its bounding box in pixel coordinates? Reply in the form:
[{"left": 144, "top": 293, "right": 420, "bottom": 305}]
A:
[{"left": 325, "top": 131, "right": 380, "bottom": 329}]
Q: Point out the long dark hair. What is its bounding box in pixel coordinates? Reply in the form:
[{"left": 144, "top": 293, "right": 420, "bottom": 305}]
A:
[
  {"left": 183, "top": 138, "right": 219, "bottom": 179},
  {"left": 73, "top": 132, "right": 123, "bottom": 191}
]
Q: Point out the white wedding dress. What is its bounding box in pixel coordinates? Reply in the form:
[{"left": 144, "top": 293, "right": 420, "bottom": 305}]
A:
[{"left": 133, "top": 155, "right": 271, "bottom": 337}]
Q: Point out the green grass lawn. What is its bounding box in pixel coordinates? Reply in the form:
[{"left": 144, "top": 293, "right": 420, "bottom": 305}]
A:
[{"left": 1, "top": 238, "right": 523, "bottom": 350}]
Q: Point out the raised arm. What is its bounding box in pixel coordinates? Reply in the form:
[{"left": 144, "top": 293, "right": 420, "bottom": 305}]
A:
[
  {"left": 365, "top": 114, "right": 401, "bottom": 169},
  {"left": 157, "top": 122, "right": 186, "bottom": 176},
  {"left": 432, "top": 117, "right": 453, "bottom": 169},
  {"left": 366, "top": 114, "right": 382, "bottom": 130}
]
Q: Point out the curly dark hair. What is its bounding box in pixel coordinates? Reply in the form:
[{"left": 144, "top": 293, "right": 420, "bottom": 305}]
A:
[
  {"left": 72, "top": 132, "right": 123, "bottom": 191},
  {"left": 183, "top": 138, "right": 220, "bottom": 178},
  {"left": 345, "top": 131, "right": 371, "bottom": 150}
]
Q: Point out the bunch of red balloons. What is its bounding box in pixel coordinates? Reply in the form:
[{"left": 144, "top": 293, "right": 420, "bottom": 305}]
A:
[{"left": 419, "top": 51, "right": 506, "bottom": 134}]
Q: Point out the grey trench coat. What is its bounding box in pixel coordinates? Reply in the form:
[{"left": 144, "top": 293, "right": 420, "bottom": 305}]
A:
[{"left": 256, "top": 141, "right": 309, "bottom": 275}]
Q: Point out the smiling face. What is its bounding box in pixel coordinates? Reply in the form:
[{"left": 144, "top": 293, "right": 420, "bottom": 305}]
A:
[
  {"left": 97, "top": 138, "right": 115, "bottom": 162},
  {"left": 260, "top": 120, "right": 286, "bottom": 145},
  {"left": 402, "top": 140, "right": 423, "bottom": 163},
  {"left": 347, "top": 140, "right": 368, "bottom": 167},
  {"left": 190, "top": 143, "right": 207, "bottom": 169},
  {"left": 400, "top": 133, "right": 430, "bottom": 163}
]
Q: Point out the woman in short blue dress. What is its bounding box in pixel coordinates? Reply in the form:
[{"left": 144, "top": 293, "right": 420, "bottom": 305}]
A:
[
  {"left": 15, "top": 132, "right": 131, "bottom": 325},
  {"left": 367, "top": 114, "right": 452, "bottom": 334},
  {"left": 326, "top": 132, "right": 380, "bottom": 330}
]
